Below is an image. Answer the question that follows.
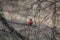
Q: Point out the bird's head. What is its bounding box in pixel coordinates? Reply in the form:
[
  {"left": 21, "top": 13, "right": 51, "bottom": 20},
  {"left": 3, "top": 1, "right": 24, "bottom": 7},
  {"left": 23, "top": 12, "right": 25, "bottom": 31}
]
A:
[{"left": 29, "top": 19, "right": 32, "bottom": 20}]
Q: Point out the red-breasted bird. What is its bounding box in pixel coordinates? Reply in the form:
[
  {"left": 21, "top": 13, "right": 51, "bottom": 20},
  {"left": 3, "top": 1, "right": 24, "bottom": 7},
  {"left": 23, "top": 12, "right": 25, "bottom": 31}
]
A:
[{"left": 27, "top": 19, "right": 33, "bottom": 26}]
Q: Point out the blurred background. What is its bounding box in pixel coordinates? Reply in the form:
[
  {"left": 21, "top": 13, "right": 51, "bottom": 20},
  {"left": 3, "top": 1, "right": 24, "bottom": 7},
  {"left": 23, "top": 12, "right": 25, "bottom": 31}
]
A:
[{"left": 0, "top": 0, "right": 60, "bottom": 40}]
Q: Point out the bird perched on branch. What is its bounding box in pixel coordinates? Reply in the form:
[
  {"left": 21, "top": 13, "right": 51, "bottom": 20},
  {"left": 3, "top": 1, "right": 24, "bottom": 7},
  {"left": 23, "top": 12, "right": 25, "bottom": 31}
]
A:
[{"left": 27, "top": 19, "right": 33, "bottom": 26}]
